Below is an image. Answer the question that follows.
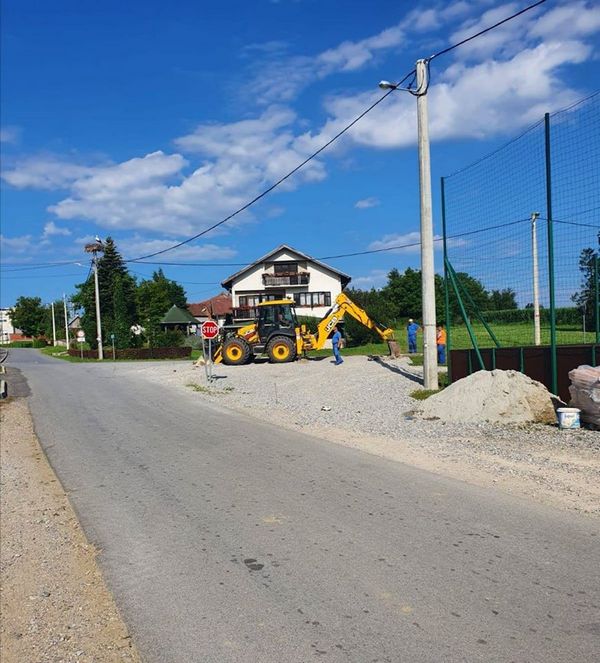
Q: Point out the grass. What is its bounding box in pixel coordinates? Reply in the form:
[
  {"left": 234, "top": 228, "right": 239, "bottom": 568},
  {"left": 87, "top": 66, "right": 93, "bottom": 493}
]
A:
[
  {"left": 40, "top": 346, "right": 95, "bottom": 362},
  {"left": 410, "top": 388, "right": 440, "bottom": 400},
  {"left": 186, "top": 382, "right": 234, "bottom": 394}
]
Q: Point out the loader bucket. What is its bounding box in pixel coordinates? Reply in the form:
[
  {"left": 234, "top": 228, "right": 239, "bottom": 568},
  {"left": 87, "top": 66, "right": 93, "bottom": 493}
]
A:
[{"left": 387, "top": 340, "right": 401, "bottom": 358}]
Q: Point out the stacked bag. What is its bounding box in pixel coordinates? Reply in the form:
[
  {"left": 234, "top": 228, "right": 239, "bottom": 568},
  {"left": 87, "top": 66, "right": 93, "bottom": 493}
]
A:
[{"left": 568, "top": 365, "right": 600, "bottom": 428}]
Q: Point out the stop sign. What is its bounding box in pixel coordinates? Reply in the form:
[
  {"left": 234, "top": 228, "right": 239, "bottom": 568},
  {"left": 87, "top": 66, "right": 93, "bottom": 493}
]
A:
[{"left": 201, "top": 320, "right": 219, "bottom": 339}]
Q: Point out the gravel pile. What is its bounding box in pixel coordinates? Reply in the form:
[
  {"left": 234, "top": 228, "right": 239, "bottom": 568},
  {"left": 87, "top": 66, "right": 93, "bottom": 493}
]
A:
[
  {"left": 416, "top": 369, "right": 557, "bottom": 424},
  {"left": 122, "top": 355, "right": 600, "bottom": 515}
]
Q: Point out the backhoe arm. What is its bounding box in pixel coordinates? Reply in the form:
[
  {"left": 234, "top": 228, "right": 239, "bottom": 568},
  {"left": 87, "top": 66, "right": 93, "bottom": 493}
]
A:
[{"left": 310, "top": 293, "right": 396, "bottom": 350}]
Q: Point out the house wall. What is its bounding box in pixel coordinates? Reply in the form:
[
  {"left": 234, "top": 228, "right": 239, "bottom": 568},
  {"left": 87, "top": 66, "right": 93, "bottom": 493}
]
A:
[
  {"left": 0, "top": 309, "right": 16, "bottom": 344},
  {"left": 231, "top": 250, "right": 343, "bottom": 319}
]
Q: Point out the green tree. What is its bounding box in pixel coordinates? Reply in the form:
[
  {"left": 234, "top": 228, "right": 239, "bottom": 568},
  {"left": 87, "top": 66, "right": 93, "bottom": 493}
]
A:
[
  {"left": 136, "top": 269, "right": 187, "bottom": 346},
  {"left": 572, "top": 233, "right": 599, "bottom": 327},
  {"left": 42, "top": 300, "right": 69, "bottom": 340},
  {"left": 9, "top": 296, "right": 47, "bottom": 337},
  {"left": 344, "top": 287, "right": 395, "bottom": 346},
  {"left": 488, "top": 288, "right": 518, "bottom": 310},
  {"left": 382, "top": 268, "right": 421, "bottom": 319},
  {"left": 72, "top": 238, "right": 138, "bottom": 348}
]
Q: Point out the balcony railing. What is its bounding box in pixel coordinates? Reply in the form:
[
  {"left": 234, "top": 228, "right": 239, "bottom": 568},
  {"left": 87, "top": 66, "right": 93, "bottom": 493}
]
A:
[{"left": 262, "top": 273, "right": 310, "bottom": 286}]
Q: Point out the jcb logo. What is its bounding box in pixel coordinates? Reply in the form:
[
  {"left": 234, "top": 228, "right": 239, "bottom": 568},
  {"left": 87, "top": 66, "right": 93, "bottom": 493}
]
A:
[{"left": 325, "top": 316, "right": 339, "bottom": 333}]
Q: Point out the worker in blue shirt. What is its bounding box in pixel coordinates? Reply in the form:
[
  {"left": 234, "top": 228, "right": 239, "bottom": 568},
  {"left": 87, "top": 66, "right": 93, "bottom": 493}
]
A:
[
  {"left": 407, "top": 318, "right": 420, "bottom": 354},
  {"left": 332, "top": 325, "right": 344, "bottom": 365}
]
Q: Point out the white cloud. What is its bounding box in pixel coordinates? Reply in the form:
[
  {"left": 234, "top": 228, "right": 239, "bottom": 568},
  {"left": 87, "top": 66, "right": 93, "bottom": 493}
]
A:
[
  {"left": 118, "top": 237, "right": 237, "bottom": 262},
  {"left": 306, "top": 38, "right": 592, "bottom": 153},
  {"left": 42, "top": 221, "right": 71, "bottom": 238},
  {"left": 47, "top": 152, "right": 190, "bottom": 233},
  {"left": 351, "top": 269, "right": 389, "bottom": 288},
  {"left": 2, "top": 156, "right": 95, "bottom": 190},
  {"left": 242, "top": 21, "right": 407, "bottom": 105},
  {"left": 0, "top": 126, "right": 21, "bottom": 144},
  {"left": 0, "top": 234, "right": 35, "bottom": 253},
  {"left": 529, "top": 1, "right": 600, "bottom": 40},
  {"left": 354, "top": 197, "right": 380, "bottom": 209},
  {"left": 2, "top": 0, "right": 598, "bottom": 246},
  {"left": 368, "top": 231, "right": 467, "bottom": 253},
  {"left": 316, "top": 25, "right": 405, "bottom": 73}
]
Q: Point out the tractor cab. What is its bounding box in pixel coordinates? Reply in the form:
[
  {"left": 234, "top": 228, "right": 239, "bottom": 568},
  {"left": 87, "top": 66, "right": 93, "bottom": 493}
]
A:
[{"left": 256, "top": 299, "right": 298, "bottom": 343}]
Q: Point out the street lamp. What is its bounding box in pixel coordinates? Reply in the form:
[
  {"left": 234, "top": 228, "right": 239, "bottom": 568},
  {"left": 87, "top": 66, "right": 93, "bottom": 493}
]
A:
[
  {"left": 378, "top": 59, "right": 438, "bottom": 390},
  {"left": 84, "top": 238, "right": 105, "bottom": 360}
]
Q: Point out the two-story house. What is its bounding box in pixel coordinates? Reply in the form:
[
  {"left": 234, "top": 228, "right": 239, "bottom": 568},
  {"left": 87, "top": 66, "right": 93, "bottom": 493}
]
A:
[{"left": 221, "top": 245, "right": 351, "bottom": 319}]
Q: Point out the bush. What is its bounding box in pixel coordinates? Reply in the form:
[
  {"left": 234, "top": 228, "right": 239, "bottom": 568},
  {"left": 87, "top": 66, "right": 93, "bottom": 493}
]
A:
[
  {"left": 6, "top": 340, "right": 33, "bottom": 348},
  {"left": 480, "top": 307, "right": 580, "bottom": 325},
  {"left": 32, "top": 338, "right": 48, "bottom": 348},
  {"left": 182, "top": 334, "right": 205, "bottom": 349},
  {"left": 68, "top": 346, "right": 191, "bottom": 360},
  {"left": 297, "top": 315, "right": 319, "bottom": 334},
  {"left": 152, "top": 329, "right": 184, "bottom": 348}
]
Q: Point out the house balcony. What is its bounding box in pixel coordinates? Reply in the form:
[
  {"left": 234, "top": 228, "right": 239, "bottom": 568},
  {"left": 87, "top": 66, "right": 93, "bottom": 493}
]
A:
[{"left": 262, "top": 272, "right": 310, "bottom": 287}]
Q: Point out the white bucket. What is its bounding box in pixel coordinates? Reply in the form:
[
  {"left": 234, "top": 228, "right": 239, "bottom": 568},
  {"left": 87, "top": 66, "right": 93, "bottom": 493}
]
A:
[{"left": 557, "top": 407, "right": 581, "bottom": 430}]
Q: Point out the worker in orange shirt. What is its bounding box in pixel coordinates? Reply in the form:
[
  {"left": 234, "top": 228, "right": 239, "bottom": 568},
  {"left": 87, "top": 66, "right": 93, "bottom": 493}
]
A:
[{"left": 436, "top": 324, "right": 447, "bottom": 364}]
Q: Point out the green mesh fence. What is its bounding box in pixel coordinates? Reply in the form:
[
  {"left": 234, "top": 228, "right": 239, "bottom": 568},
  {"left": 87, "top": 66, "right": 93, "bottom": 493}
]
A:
[{"left": 442, "top": 92, "right": 600, "bottom": 363}]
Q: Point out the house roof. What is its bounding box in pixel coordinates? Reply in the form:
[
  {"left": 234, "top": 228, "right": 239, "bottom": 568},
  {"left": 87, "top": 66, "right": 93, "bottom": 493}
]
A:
[
  {"left": 188, "top": 293, "right": 232, "bottom": 318},
  {"left": 160, "top": 305, "right": 198, "bottom": 325},
  {"left": 221, "top": 244, "right": 351, "bottom": 290}
]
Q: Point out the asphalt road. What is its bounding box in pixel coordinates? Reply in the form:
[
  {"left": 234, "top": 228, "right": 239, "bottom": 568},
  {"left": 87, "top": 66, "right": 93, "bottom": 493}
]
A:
[{"left": 8, "top": 349, "right": 600, "bottom": 662}]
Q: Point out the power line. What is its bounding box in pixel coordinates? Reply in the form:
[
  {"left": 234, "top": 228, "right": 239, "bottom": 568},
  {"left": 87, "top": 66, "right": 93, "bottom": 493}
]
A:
[
  {"left": 0, "top": 260, "right": 83, "bottom": 273},
  {"left": 129, "top": 218, "right": 532, "bottom": 267},
  {"left": 126, "top": 72, "right": 415, "bottom": 264},
  {"left": 124, "top": 0, "right": 551, "bottom": 264},
  {"left": 428, "top": 0, "right": 548, "bottom": 60}
]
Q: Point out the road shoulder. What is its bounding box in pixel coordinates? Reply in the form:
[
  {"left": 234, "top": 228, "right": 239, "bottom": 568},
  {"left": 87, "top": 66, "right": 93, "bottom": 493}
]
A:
[{"left": 0, "top": 397, "right": 141, "bottom": 663}]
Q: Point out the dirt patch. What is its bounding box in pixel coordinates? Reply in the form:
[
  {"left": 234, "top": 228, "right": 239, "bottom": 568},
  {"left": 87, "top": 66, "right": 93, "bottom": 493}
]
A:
[{"left": 0, "top": 398, "right": 141, "bottom": 663}]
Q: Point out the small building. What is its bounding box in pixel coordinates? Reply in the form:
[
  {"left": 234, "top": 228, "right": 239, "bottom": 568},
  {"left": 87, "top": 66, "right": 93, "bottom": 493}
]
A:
[
  {"left": 221, "top": 245, "right": 351, "bottom": 320},
  {"left": 68, "top": 315, "right": 82, "bottom": 331},
  {"left": 188, "top": 294, "right": 232, "bottom": 327},
  {"left": 159, "top": 305, "right": 199, "bottom": 335}
]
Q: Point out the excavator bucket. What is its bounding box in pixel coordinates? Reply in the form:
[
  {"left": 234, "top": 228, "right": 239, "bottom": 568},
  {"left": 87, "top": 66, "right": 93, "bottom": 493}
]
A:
[{"left": 387, "top": 340, "right": 401, "bottom": 358}]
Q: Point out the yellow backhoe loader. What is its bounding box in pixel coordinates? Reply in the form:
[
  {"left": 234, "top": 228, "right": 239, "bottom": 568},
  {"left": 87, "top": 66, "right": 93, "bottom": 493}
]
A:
[{"left": 213, "top": 292, "right": 399, "bottom": 365}]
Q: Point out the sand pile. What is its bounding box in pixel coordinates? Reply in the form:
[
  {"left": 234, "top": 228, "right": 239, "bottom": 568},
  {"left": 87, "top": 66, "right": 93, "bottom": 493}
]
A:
[{"left": 416, "top": 369, "right": 557, "bottom": 424}]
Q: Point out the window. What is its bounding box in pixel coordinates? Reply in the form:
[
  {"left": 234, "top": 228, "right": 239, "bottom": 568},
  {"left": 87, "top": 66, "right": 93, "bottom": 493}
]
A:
[
  {"left": 294, "top": 292, "right": 331, "bottom": 307},
  {"left": 238, "top": 293, "right": 282, "bottom": 307},
  {"left": 273, "top": 262, "right": 298, "bottom": 275}
]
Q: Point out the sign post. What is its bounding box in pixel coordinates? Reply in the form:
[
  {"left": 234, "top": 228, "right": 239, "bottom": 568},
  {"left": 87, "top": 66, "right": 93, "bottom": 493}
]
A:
[
  {"left": 76, "top": 330, "right": 86, "bottom": 359},
  {"left": 201, "top": 320, "right": 219, "bottom": 383},
  {"left": 110, "top": 333, "right": 116, "bottom": 361}
]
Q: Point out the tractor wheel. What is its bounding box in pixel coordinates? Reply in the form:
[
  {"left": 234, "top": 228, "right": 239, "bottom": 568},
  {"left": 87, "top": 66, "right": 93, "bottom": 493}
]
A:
[
  {"left": 267, "top": 336, "right": 296, "bottom": 363},
  {"left": 222, "top": 338, "right": 251, "bottom": 366}
]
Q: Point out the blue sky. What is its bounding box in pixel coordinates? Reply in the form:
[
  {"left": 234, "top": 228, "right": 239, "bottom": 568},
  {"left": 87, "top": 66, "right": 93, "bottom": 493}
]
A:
[{"left": 1, "top": 0, "right": 599, "bottom": 308}]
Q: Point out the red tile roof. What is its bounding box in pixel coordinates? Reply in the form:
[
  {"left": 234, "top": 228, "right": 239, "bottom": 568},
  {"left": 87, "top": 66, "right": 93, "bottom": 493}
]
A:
[{"left": 188, "top": 293, "right": 232, "bottom": 318}]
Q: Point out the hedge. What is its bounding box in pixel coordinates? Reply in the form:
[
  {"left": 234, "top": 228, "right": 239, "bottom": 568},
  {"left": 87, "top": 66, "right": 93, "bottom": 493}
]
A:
[
  {"left": 68, "top": 346, "right": 191, "bottom": 360},
  {"left": 480, "top": 307, "right": 580, "bottom": 326}
]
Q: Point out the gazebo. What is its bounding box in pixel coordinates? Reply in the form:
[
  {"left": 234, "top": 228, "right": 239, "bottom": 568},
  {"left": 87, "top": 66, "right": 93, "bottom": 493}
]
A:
[{"left": 159, "top": 305, "right": 199, "bottom": 335}]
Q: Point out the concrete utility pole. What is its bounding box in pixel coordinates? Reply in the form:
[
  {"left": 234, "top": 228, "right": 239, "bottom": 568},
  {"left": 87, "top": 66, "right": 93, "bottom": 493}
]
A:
[
  {"left": 63, "top": 294, "right": 70, "bottom": 348},
  {"left": 416, "top": 59, "right": 438, "bottom": 390},
  {"left": 51, "top": 302, "right": 57, "bottom": 346},
  {"left": 85, "top": 239, "right": 104, "bottom": 360},
  {"left": 93, "top": 253, "right": 104, "bottom": 360},
  {"left": 531, "top": 212, "right": 541, "bottom": 346}
]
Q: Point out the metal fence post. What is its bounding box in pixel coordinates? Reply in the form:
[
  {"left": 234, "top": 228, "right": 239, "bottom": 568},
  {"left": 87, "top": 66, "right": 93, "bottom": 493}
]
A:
[
  {"left": 441, "top": 177, "right": 452, "bottom": 381},
  {"left": 595, "top": 254, "right": 599, "bottom": 345},
  {"left": 544, "top": 112, "right": 558, "bottom": 394}
]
